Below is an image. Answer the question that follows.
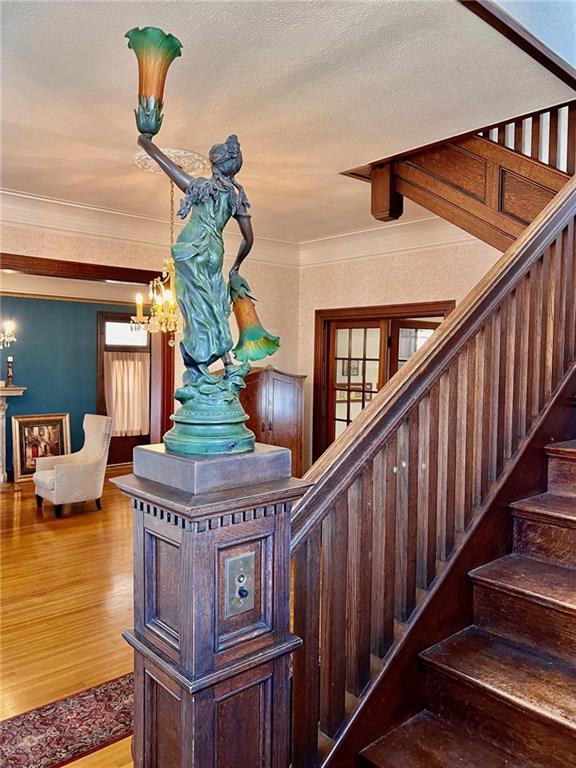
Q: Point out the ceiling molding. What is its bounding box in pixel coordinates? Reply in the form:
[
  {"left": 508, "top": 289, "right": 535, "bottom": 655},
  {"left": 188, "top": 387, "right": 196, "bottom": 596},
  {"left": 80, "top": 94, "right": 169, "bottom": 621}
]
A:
[
  {"left": 0, "top": 190, "right": 300, "bottom": 268},
  {"left": 298, "top": 216, "right": 480, "bottom": 267},
  {"left": 1, "top": 189, "right": 489, "bottom": 271}
]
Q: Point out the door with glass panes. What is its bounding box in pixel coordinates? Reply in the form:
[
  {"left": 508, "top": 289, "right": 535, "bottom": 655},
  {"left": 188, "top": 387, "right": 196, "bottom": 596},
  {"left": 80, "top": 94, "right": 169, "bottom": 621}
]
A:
[{"left": 319, "top": 310, "right": 447, "bottom": 457}]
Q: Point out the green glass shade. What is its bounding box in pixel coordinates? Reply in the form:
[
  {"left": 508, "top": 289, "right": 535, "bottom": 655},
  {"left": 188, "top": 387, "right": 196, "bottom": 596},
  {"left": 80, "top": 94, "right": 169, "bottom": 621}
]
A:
[{"left": 125, "top": 26, "right": 183, "bottom": 135}]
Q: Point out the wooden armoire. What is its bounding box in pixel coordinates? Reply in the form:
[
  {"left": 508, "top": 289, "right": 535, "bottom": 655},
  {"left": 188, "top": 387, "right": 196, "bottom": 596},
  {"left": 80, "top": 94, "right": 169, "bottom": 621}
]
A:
[{"left": 239, "top": 367, "right": 305, "bottom": 477}]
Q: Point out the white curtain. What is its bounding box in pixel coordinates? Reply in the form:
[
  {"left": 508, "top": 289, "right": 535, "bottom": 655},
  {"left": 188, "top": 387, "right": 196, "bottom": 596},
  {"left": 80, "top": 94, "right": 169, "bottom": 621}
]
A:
[{"left": 104, "top": 351, "right": 150, "bottom": 436}]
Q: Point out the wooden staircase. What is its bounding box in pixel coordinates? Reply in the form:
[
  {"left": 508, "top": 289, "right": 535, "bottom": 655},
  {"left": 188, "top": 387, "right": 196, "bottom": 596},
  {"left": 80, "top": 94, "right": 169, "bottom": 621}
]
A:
[
  {"left": 361, "top": 440, "right": 576, "bottom": 767},
  {"left": 288, "top": 151, "right": 576, "bottom": 765}
]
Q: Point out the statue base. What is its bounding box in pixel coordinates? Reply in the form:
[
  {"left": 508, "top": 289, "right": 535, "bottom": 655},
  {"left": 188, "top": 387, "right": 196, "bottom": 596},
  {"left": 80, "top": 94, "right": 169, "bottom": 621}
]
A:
[
  {"left": 164, "top": 363, "right": 255, "bottom": 456},
  {"left": 134, "top": 442, "right": 291, "bottom": 494}
]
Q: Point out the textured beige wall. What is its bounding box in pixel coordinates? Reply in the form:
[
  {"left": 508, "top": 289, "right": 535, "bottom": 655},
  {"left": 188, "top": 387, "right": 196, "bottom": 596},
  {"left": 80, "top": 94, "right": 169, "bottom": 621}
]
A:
[{"left": 297, "top": 239, "right": 501, "bottom": 469}]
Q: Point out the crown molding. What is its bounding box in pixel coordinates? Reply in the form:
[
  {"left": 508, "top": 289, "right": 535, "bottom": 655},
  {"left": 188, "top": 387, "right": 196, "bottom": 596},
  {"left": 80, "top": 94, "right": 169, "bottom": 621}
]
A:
[
  {"left": 0, "top": 190, "right": 300, "bottom": 268},
  {"left": 298, "top": 216, "right": 479, "bottom": 267},
  {"left": 1, "top": 189, "right": 484, "bottom": 271}
]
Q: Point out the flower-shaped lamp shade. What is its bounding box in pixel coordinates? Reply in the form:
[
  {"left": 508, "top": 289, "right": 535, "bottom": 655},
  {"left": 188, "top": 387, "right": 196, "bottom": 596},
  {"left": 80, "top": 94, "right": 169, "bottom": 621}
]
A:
[
  {"left": 232, "top": 297, "right": 280, "bottom": 362},
  {"left": 125, "top": 26, "right": 183, "bottom": 136}
]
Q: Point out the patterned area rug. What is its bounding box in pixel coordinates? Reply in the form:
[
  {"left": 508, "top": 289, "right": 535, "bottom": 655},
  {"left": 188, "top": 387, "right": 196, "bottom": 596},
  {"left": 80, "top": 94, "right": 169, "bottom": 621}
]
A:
[{"left": 0, "top": 674, "right": 133, "bottom": 767}]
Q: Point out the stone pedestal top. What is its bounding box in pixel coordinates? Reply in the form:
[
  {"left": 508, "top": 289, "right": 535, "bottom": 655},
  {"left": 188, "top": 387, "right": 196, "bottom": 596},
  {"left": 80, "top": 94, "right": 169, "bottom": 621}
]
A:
[{"left": 133, "top": 442, "right": 292, "bottom": 495}]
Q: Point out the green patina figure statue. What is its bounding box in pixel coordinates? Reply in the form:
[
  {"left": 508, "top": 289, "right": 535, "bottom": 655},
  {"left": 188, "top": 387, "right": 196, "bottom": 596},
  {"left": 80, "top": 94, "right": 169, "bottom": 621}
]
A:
[{"left": 127, "top": 27, "right": 280, "bottom": 456}]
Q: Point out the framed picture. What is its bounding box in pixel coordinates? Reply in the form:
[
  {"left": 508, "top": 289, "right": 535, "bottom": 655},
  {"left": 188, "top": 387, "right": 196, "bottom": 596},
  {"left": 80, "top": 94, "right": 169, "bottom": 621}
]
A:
[
  {"left": 11, "top": 413, "right": 71, "bottom": 482},
  {"left": 340, "top": 359, "right": 360, "bottom": 377}
]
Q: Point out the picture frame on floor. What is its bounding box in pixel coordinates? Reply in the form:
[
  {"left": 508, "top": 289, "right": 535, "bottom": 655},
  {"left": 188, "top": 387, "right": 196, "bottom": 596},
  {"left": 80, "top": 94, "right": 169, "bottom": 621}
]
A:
[{"left": 11, "top": 413, "right": 71, "bottom": 482}]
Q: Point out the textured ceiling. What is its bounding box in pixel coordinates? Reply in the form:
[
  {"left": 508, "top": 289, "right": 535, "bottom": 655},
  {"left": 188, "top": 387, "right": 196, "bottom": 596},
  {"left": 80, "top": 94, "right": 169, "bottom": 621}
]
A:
[{"left": 1, "top": 0, "right": 574, "bottom": 242}]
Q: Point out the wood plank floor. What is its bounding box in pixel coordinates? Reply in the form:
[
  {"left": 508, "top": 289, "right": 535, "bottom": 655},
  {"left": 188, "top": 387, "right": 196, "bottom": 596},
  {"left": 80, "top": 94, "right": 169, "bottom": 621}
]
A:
[{"left": 1, "top": 467, "right": 134, "bottom": 734}]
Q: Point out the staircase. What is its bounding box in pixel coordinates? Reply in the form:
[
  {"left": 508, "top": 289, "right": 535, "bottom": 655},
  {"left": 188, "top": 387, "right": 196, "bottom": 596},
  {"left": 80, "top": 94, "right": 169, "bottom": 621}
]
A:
[
  {"left": 288, "top": 142, "right": 576, "bottom": 765},
  {"left": 361, "top": 440, "right": 576, "bottom": 767}
]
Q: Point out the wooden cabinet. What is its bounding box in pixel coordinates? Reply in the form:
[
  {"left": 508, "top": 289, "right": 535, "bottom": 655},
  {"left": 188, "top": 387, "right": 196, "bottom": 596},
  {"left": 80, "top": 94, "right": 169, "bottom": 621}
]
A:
[{"left": 240, "top": 367, "right": 305, "bottom": 477}]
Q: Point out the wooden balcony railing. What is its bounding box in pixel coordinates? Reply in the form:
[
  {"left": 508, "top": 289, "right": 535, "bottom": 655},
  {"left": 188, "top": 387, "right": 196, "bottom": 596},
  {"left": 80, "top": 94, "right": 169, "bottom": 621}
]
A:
[
  {"left": 478, "top": 100, "right": 576, "bottom": 175},
  {"left": 289, "top": 174, "right": 576, "bottom": 766}
]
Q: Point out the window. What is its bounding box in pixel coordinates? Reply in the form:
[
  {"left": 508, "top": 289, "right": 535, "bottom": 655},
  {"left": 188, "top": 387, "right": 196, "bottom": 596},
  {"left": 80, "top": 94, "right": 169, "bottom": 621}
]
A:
[{"left": 105, "top": 321, "right": 148, "bottom": 348}]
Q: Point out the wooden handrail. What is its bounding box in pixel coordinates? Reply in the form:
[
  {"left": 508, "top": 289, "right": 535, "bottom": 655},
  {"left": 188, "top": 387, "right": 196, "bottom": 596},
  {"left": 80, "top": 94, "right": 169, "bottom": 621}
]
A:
[
  {"left": 289, "top": 175, "right": 576, "bottom": 766},
  {"left": 292, "top": 174, "right": 576, "bottom": 553}
]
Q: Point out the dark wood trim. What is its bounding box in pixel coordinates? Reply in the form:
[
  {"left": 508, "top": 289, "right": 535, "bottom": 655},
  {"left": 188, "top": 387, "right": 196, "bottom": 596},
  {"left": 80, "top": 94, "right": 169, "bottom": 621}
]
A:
[
  {"left": 460, "top": 0, "right": 576, "bottom": 92},
  {"left": 312, "top": 301, "right": 455, "bottom": 461},
  {"left": 325, "top": 362, "right": 576, "bottom": 767},
  {"left": 1, "top": 252, "right": 158, "bottom": 285}
]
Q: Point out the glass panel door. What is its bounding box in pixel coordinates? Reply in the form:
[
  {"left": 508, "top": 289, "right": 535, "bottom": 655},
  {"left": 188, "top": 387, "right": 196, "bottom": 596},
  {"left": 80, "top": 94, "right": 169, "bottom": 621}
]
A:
[
  {"left": 328, "top": 321, "right": 387, "bottom": 444},
  {"left": 389, "top": 319, "right": 440, "bottom": 376}
]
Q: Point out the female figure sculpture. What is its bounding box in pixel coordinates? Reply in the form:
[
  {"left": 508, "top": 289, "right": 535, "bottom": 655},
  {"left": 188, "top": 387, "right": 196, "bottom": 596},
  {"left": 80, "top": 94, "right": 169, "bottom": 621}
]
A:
[
  {"left": 127, "top": 26, "right": 279, "bottom": 455},
  {"left": 137, "top": 134, "right": 279, "bottom": 455}
]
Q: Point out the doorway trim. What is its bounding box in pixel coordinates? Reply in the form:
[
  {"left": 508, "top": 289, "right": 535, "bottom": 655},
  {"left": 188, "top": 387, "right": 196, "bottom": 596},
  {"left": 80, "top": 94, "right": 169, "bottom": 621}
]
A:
[{"left": 312, "top": 300, "right": 456, "bottom": 460}]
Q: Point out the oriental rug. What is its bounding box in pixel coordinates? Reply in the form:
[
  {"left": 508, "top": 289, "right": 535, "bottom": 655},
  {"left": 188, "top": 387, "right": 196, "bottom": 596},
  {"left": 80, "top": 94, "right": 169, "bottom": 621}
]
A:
[{"left": 0, "top": 673, "right": 133, "bottom": 767}]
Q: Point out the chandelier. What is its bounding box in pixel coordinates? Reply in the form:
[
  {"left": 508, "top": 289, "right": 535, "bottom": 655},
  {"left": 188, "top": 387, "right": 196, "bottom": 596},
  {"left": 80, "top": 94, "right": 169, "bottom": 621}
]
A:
[
  {"left": 131, "top": 148, "right": 210, "bottom": 345},
  {"left": 0, "top": 320, "right": 16, "bottom": 349}
]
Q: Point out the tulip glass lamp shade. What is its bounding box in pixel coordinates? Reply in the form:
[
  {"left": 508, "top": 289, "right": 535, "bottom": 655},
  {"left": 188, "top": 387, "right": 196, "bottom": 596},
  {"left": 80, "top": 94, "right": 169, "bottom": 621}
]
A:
[{"left": 125, "top": 26, "right": 183, "bottom": 136}]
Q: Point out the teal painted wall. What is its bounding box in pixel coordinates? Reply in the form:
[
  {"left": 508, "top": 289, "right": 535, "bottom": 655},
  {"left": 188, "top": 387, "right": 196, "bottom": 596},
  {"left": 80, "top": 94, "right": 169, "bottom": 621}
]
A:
[{"left": 0, "top": 295, "right": 132, "bottom": 471}]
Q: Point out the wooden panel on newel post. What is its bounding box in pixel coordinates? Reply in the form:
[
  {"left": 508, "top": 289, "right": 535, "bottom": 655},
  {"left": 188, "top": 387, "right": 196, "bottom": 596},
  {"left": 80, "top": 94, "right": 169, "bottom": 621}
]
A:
[{"left": 112, "top": 449, "right": 310, "bottom": 768}]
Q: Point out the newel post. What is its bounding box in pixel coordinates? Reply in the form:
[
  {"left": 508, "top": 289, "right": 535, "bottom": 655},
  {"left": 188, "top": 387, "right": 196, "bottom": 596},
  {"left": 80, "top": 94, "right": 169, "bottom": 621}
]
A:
[{"left": 112, "top": 444, "right": 310, "bottom": 768}]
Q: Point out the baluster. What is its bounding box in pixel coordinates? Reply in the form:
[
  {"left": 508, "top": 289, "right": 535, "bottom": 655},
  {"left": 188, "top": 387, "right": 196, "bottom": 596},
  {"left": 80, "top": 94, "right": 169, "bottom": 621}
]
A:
[
  {"left": 498, "top": 124, "right": 506, "bottom": 146},
  {"left": 567, "top": 103, "right": 576, "bottom": 176},
  {"left": 531, "top": 113, "right": 541, "bottom": 162},
  {"left": 472, "top": 327, "right": 486, "bottom": 506},
  {"left": 504, "top": 292, "right": 517, "bottom": 459},
  {"left": 527, "top": 257, "right": 544, "bottom": 424},
  {"left": 545, "top": 240, "right": 560, "bottom": 398},
  {"left": 395, "top": 411, "right": 419, "bottom": 621},
  {"left": 319, "top": 499, "right": 348, "bottom": 738},
  {"left": 549, "top": 108, "right": 559, "bottom": 169},
  {"left": 463, "top": 339, "right": 476, "bottom": 527},
  {"left": 292, "top": 528, "right": 321, "bottom": 768},
  {"left": 488, "top": 309, "right": 502, "bottom": 481},
  {"left": 417, "top": 388, "right": 438, "bottom": 588},
  {"left": 539, "top": 245, "right": 553, "bottom": 409},
  {"left": 371, "top": 446, "right": 395, "bottom": 655},
  {"left": 554, "top": 226, "right": 569, "bottom": 386},
  {"left": 480, "top": 317, "right": 495, "bottom": 499},
  {"left": 512, "top": 278, "right": 528, "bottom": 451},
  {"left": 346, "top": 470, "right": 373, "bottom": 696},
  {"left": 437, "top": 365, "right": 457, "bottom": 559},
  {"left": 514, "top": 120, "right": 523, "bottom": 153},
  {"left": 495, "top": 298, "right": 509, "bottom": 475},
  {"left": 565, "top": 217, "right": 576, "bottom": 365}
]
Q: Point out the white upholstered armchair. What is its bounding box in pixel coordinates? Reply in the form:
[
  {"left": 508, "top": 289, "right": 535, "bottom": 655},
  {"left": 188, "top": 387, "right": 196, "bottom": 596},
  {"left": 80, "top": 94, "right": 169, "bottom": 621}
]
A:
[{"left": 33, "top": 414, "right": 113, "bottom": 518}]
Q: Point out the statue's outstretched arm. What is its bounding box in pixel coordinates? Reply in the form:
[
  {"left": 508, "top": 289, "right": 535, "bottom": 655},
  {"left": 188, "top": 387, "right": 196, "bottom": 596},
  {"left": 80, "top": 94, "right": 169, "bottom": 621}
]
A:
[
  {"left": 138, "top": 135, "right": 192, "bottom": 192},
  {"left": 230, "top": 215, "right": 254, "bottom": 274}
]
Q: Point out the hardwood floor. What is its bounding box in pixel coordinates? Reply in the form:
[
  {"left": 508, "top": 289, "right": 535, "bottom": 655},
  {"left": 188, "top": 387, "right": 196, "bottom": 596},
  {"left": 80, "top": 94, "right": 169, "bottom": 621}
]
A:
[{"left": 1, "top": 467, "right": 134, "bottom": 724}]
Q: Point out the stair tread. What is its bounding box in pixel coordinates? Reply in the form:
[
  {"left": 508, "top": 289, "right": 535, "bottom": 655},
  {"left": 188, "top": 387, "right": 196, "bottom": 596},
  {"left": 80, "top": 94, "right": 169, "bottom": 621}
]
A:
[
  {"left": 511, "top": 492, "right": 576, "bottom": 525},
  {"left": 421, "top": 627, "right": 576, "bottom": 729},
  {"left": 546, "top": 439, "right": 576, "bottom": 458},
  {"left": 361, "top": 711, "right": 528, "bottom": 767},
  {"left": 470, "top": 554, "right": 576, "bottom": 611}
]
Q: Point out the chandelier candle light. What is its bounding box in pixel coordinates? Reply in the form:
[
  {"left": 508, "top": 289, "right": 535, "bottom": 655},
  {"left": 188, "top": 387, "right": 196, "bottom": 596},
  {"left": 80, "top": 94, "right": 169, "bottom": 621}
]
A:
[{"left": 0, "top": 321, "right": 17, "bottom": 350}]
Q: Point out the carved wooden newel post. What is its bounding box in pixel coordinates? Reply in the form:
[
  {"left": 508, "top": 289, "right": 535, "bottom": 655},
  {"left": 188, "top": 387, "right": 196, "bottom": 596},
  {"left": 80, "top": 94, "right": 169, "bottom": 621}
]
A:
[{"left": 113, "top": 445, "right": 308, "bottom": 768}]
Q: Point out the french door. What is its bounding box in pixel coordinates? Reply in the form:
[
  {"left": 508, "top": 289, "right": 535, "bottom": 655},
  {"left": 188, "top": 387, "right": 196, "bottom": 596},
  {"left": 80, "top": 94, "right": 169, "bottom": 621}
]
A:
[{"left": 313, "top": 301, "right": 455, "bottom": 459}]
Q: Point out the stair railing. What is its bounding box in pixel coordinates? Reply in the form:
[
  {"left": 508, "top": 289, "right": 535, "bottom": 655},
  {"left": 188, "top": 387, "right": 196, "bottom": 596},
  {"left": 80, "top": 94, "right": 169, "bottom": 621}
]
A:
[
  {"left": 289, "top": 174, "right": 576, "bottom": 766},
  {"left": 478, "top": 99, "right": 576, "bottom": 174}
]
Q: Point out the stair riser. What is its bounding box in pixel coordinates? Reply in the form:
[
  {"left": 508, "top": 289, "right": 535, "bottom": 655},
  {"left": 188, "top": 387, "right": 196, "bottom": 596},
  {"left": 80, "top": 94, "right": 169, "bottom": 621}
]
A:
[
  {"left": 514, "top": 517, "right": 576, "bottom": 568},
  {"left": 474, "top": 584, "right": 576, "bottom": 663},
  {"left": 424, "top": 668, "right": 576, "bottom": 768},
  {"left": 548, "top": 457, "right": 576, "bottom": 495}
]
